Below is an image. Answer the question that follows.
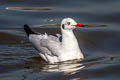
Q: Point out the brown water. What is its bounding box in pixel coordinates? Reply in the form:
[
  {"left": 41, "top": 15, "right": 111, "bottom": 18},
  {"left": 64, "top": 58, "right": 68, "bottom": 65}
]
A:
[{"left": 0, "top": 0, "right": 120, "bottom": 80}]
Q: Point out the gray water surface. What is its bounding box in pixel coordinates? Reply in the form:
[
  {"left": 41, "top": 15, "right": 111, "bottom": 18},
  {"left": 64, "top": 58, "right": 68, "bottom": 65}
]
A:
[{"left": 0, "top": 0, "right": 120, "bottom": 80}]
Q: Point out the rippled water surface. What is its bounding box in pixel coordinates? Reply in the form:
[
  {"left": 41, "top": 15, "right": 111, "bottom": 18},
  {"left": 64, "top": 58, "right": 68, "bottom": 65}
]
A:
[{"left": 0, "top": 0, "right": 120, "bottom": 80}]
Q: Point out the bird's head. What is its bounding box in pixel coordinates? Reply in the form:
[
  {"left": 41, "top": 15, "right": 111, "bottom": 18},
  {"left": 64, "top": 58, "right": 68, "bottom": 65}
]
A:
[{"left": 61, "top": 18, "right": 84, "bottom": 30}]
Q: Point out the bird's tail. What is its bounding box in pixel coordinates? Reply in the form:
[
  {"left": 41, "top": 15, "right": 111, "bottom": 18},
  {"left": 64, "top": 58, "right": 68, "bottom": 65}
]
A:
[{"left": 24, "top": 24, "right": 36, "bottom": 37}]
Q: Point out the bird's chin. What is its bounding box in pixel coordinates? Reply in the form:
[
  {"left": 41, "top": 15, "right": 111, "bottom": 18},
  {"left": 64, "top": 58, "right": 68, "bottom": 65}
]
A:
[
  {"left": 63, "top": 27, "right": 75, "bottom": 30},
  {"left": 66, "top": 28, "right": 74, "bottom": 30},
  {"left": 71, "top": 27, "right": 76, "bottom": 30}
]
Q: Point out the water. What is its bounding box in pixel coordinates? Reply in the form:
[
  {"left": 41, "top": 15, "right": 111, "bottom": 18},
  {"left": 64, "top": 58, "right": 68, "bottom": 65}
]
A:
[{"left": 0, "top": 0, "right": 120, "bottom": 80}]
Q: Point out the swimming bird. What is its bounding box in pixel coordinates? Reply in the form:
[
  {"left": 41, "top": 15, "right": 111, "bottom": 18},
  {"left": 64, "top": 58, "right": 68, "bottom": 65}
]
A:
[{"left": 24, "top": 18, "right": 84, "bottom": 64}]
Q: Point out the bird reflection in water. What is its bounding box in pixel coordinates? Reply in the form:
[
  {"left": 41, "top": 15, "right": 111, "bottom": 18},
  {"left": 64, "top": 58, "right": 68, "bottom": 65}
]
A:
[
  {"left": 42, "top": 60, "right": 85, "bottom": 75},
  {"left": 23, "top": 59, "right": 84, "bottom": 80}
]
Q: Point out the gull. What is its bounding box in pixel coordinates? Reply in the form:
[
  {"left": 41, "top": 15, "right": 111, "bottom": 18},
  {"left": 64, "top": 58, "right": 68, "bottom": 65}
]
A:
[{"left": 24, "top": 18, "right": 84, "bottom": 64}]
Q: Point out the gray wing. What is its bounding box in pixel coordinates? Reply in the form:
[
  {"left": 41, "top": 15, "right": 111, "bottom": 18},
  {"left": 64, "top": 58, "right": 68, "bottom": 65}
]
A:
[
  {"left": 29, "top": 33, "right": 61, "bottom": 56},
  {"left": 48, "top": 33, "right": 62, "bottom": 42},
  {"left": 29, "top": 34, "right": 52, "bottom": 56},
  {"left": 40, "top": 34, "right": 61, "bottom": 56}
]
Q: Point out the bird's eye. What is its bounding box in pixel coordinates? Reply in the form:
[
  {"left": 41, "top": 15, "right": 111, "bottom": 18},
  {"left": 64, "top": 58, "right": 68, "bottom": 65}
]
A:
[{"left": 67, "top": 22, "right": 70, "bottom": 25}]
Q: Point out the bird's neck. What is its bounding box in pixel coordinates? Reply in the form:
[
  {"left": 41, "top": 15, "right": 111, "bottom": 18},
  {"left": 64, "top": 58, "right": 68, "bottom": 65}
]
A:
[{"left": 61, "top": 30, "right": 79, "bottom": 49}]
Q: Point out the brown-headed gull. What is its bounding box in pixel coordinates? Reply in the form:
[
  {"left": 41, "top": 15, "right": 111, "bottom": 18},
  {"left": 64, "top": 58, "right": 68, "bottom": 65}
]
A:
[{"left": 24, "top": 18, "right": 84, "bottom": 64}]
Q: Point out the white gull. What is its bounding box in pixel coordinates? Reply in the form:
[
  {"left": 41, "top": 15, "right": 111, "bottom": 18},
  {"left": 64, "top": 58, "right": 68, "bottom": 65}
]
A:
[{"left": 24, "top": 18, "right": 84, "bottom": 64}]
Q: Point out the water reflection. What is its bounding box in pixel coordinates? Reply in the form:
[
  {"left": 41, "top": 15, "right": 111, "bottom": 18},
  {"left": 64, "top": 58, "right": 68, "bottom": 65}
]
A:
[
  {"left": 42, "top": 60, "right": 85, "bottom": 75},
  {"left": 1, "top": 56, "right": 120, "bottom": 80}
]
